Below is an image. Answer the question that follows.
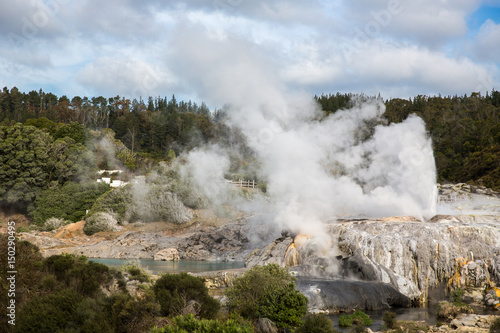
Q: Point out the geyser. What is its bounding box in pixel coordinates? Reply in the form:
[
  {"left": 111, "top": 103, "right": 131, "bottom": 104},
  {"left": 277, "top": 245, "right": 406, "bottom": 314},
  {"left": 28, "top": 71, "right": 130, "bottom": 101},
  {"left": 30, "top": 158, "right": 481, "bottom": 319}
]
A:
[
  {"left": 184, "top": 98, "right": 437, "bottom": 238},
  {"left": 172, "top": 24, "right": 437, "bottom": 238}
]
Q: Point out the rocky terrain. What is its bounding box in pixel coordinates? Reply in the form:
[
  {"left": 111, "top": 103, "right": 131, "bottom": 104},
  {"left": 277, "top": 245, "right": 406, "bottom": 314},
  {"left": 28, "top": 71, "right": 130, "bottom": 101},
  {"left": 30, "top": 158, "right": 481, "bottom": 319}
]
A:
[
  {"left": 8, "top": 184, "right": 500, "bottom": 313},
  {"left": 243, "top": 184, "right": 500, "bottom": 312}
]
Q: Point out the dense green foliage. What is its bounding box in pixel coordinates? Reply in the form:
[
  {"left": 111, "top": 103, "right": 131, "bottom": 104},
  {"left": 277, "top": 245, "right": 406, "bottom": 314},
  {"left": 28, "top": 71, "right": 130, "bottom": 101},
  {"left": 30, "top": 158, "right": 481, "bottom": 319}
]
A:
[
  {"left": 295, "top": 313, "right": 337, "bottom": 333},
  {"left": 153, "top": 272, "right": 220, "bottom": 319},
  {"left": 338, "top": 310, "right": 373, "bottom": 327},
  {"left": 151, "top": 314, "right": 254, "bottom": 333},
  {"left": 0, "top": 87, "right": 215, "bottom": 158},
  {"left": 16, "top": 289, "right": 114, "bottom": 333},
  {"left": 87, "top": 185, "right": 132, "bottom": 223},
  {"left": 258, "top": 282, "right": 309, "bottom": 328},
  {"left": 106, "top": 292, "right": 160, "bottom": 333},
  {"left": 0, "top": 123, "right": 91, "bottom": 211},
  {"left": 29, "top": 181, "right": 110, "bottom": 226},
  {"left": 226, "top": 264, "right": 308, "bottom": 328},
  {"left": 0, "top": 236, "right": 160, "bottom": 333}
]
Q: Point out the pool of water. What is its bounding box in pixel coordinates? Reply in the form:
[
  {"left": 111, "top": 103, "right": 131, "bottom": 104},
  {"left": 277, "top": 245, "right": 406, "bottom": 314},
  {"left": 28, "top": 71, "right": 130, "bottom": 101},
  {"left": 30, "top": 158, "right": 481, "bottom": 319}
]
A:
[
  {"left": 329, "top": 304, "right": 498, "bottom": 332},
  {"left": 88, "top": 258, "right": 245, "bottom": 274}
]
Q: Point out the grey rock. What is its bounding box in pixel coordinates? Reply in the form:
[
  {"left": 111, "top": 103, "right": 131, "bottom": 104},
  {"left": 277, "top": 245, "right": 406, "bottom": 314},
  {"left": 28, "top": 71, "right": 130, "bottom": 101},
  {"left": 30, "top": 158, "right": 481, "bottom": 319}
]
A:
[{"left": 154, "top": 248, "right": 180, "bottom": 261}]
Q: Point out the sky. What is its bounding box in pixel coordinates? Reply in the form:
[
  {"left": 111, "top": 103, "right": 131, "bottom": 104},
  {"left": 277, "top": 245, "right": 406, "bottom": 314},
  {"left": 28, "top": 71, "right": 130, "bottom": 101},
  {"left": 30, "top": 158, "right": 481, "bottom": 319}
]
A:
[{"left": 0, "top": 0, "right": 499, "bottom": 106}]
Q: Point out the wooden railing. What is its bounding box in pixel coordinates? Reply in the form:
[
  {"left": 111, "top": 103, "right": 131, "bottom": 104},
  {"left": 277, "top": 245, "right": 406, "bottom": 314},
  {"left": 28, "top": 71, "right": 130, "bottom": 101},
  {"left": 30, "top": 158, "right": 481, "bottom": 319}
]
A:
[{"left": 225, "top": 179, "right": 256, "bottom": 189}]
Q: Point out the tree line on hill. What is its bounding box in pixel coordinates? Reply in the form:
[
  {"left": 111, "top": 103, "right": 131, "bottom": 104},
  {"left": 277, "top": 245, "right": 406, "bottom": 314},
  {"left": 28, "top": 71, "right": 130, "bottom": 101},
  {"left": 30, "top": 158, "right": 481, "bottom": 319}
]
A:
[{"left": 1, "top": 87, "right": 499, "bottom": 197}]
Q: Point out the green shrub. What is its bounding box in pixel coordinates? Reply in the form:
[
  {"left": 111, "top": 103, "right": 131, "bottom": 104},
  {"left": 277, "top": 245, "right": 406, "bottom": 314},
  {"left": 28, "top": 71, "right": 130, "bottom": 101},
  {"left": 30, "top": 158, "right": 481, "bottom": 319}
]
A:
[
  {"left": 83, "top": 211, "right": 118, "bottom": 235},
  {"left": 30, "top": 181, "right": 109, "bottom": 226},
  {"left": 491, "top": 317, "right": 500, "bottom": 333},
  {"left": 338, "top": 310, "right": 372, "bottom": 327},
  {"left": 349, "top": 321, "right": 368, "bottom": 333},
  {"left": 44, "top": 253, "right": 114, "bottom": 297},
  {"left": 133, "top": 185, "right": 194, "bottom": 224},
  {"left": 150, "top": 314, "right": 253, "bottom": 333},
  {"left": 16, "top": 225, "right": 30, "bottom": 233},
  {"left": 383, "top": 311, "right": 397, "bottom": 329},
  {"left": 153, "top": 272, "right": 220, "bottom": 319},
  {"left": 450, "top": 288, "right": 465, "bottom": 305},
  {"left": 16, "top": 289, "right": 113, "bottom": 333},
  {"left": 106, "top": 291, "right": 160, "bottom": 333},
  {"left": 122, "top": 262, "right": 151, "bottom": 283},
  {"left": 295, "top": 314, "right": 337, "bottom": 333},
  {"left": 258, "top": 283, "right": 309, "bottom": 328},
  {"left": 226, "top": 264, "right": 308, "bottom": 329},
  {"left": 87, "top": 186, "right": 132, "bottom": 224},
  {"left": 226, "top": 264, "right": 297, "bottom": 318}
]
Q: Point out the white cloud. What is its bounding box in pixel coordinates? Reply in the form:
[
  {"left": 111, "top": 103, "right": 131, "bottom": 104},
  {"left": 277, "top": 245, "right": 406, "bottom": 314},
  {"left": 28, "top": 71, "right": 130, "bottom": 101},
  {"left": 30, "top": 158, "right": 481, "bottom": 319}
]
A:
[
  {"left": 342, "top": 0, "right": 481, "bottom": 47},
  {"left": 473, "top": 19, "right": 500, "bottom": 62},
  {"left": 76, "top": 57, "right": 176, "bottom": 98},
  {"left": 0, "top": 0, "right": 498, "bottom": 100}
]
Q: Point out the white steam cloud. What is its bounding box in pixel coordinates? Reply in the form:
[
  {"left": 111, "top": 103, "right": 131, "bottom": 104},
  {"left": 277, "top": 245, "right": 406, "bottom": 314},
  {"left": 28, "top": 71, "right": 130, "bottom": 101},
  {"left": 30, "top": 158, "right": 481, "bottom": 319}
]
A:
[
  {"left": 171, "top": 24, "right": 437, "bottom": 238},
  {"left": 183, "top": 98, "right": 437, "bottom": 238}
]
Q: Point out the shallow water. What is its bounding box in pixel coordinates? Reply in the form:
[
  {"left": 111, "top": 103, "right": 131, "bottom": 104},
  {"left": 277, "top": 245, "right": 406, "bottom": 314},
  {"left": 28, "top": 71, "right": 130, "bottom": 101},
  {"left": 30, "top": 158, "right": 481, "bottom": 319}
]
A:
[
  {"left": 88, "top": 258, "right": 245, "bottom": 274},
  {"left": 329, "top": 304, "right": 498, "bottom": 332}
]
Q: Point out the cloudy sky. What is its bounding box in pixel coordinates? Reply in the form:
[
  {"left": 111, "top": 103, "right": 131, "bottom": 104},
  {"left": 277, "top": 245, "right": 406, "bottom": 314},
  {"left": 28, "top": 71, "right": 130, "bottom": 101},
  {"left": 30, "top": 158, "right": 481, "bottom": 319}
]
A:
[{"left": 1, "top": 0, "right": 499, "bottom": 105}]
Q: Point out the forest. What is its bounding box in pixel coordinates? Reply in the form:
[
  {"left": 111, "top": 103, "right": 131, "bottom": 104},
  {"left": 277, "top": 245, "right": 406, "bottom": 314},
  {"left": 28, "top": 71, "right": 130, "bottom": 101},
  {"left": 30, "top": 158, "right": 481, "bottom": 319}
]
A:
[{"left": 0, "top": 86, "right": 499, "bottom": 219}]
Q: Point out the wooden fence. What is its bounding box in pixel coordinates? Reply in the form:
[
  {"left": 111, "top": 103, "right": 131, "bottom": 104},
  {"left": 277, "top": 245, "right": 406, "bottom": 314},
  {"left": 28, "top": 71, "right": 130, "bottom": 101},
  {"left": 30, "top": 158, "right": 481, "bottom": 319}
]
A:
[{"left": 225, "top": 179, "right": 256, "bottom": 189}]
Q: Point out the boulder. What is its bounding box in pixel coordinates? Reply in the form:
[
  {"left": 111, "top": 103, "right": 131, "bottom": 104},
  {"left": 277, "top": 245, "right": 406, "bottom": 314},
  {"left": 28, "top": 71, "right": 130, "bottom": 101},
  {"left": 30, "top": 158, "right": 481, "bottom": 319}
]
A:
[
  {"left": 154, "top": 248, "right": 180, "bottom": 261},
  {"left": 485, "top": 287, "right": 500, "bottom": 309}
]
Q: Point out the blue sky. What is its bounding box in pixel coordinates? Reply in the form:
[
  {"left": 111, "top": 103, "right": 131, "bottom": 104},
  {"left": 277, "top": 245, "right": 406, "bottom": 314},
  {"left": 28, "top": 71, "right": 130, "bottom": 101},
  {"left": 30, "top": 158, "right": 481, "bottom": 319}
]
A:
[
  {"left": 0, "top": 0, "right": 499, "bottom": 105},
  {"left": 469, "top": 4, "right": 500, "bottom": 28}
]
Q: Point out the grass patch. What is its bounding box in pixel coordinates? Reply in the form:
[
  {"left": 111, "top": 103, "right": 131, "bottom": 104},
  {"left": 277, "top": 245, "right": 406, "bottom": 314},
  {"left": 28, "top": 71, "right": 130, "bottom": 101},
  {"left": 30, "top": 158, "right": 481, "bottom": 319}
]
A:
[{"left": 339, "top": 310, "right": 373, "bottom": 327}]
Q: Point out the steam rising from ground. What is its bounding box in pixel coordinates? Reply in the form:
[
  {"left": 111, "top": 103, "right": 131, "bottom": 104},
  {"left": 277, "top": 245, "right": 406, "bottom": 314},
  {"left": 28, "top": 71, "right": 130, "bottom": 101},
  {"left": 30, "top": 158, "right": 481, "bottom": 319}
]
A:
[
  {"left": 173, "top": 26, "right": 437, "bottom": 239},
  {"left": 183, "top": 99, "right": 437, "bottom": 238}
]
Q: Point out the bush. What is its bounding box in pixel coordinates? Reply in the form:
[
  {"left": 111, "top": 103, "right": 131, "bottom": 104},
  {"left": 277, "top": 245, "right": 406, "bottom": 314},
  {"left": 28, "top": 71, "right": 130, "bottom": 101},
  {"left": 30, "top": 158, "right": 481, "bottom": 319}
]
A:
[
  {"left": 87, "top": 186, "right": 132, "bottom": 224},
  {"left": 44, "top": 217, "right": 69, "bottom": 231},
  {"left": 16, "top": 289, "right": 113, "bottom": 333},
  {"left": 44, "top": 253, "right": 114, "bottom": 297},
  {"left": 122, "top": 262, "right": 151, "bottom": 283},
  {"left": 491, "top": 317, "right": 500, "bottom": 333},
  {"left": 295, "top": 314, "right": 337, "bottom": 333},
  {"left": 338, "top": 310, "right": 372, "bottom": 327},
  {"left": 383, "top": 311, "right": 397, "bottom": 329},
  {"left": 258, "top": 283, "right": 309, "bottom": 328},
  {"left": 83, "top": 212, "right": 118, "bottom": 235},
  {"left": 350, "top": 321, "right": 368, "bottom": 333},
  {"left": 16, "top": 225, "right": 31, "bottom": 233},
  {"left": 30, "top": 181, "right": 109, "bottom": 226},
  {"left": 151, "top": 314, "right": 253, "bottom": 333},
  {"left": 436, "top": 301, "right": 473, "bottom": 319},
  {"left": 153, "top": 272, "right": 220, "bottom": 319},
  {"left": 226, "top": 264, "right": 308, "bottom": 329},
  {"left": 106, "top": 292, "right": 160, "bottom": 333},
  {"left": 134, "top": 185, "right": 193, "bottom": 224},
  {"left": 450, "top": 288, "right": 465, "bottom": 305}
]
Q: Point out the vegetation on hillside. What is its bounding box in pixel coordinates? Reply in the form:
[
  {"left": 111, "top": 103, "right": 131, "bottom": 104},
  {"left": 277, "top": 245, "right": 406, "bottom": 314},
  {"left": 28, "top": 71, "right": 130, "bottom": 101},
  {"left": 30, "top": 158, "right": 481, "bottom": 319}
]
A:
[{"left": 0, "top": 235, "right": 314, "bottom": 332}]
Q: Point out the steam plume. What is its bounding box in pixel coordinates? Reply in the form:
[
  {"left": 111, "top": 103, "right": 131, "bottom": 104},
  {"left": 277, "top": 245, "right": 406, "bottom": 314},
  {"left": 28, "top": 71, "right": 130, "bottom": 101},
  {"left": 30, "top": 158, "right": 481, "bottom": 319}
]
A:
[{"left": 171, "top": 25, "right": 437, "bottom": 237}]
